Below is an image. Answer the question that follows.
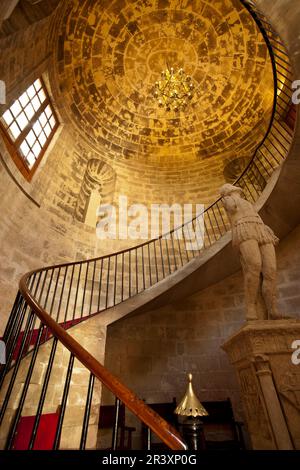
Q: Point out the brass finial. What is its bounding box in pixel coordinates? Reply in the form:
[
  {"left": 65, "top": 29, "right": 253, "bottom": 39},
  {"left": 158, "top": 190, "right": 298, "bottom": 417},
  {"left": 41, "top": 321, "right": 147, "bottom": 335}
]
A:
[{"left": 174, "top": 373, "right": 208, "bottom": 418}]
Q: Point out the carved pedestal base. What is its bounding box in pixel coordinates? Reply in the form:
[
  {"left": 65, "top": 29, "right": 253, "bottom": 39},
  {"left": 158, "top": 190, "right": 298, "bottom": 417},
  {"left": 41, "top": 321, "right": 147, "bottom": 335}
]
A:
[{"left": 222, "top": 320, "right": 300, "bottom": 450}]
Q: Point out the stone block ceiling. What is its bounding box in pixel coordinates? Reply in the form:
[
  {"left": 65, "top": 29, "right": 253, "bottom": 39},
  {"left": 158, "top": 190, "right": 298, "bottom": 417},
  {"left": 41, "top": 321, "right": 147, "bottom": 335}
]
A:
[{"left": 51, "top": 0, "right": 274, "bottom": 167}]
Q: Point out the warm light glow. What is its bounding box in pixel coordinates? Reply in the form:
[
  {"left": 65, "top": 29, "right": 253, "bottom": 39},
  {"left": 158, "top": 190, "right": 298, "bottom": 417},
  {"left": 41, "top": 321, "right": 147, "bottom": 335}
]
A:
[{"left": 154, "top": 67, "right": 195, "bottom": 112}]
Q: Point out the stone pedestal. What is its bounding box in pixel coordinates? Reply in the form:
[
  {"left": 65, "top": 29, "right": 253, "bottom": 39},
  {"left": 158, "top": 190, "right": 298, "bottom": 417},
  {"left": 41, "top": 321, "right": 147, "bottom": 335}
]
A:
[{"left": 222, "top": 320, "right": 300, "bottom": 450}]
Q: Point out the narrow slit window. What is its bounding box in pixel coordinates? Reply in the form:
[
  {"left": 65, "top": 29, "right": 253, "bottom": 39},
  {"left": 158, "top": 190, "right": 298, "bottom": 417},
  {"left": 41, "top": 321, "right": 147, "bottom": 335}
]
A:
[{"left": 0, "top": 77, "right": 59, "bottom": 181}]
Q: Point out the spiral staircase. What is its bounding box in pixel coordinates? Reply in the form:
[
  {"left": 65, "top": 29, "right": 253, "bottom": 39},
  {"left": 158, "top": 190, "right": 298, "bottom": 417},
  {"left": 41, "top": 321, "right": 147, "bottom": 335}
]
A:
[{"left": 0, "top": 1, "right": 298, "bottom": 450}]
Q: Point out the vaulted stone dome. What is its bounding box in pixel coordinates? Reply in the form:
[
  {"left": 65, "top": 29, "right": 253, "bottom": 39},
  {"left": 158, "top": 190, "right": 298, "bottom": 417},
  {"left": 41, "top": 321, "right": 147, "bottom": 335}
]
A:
[{"left": 50, "top": 0, "right": 274, "bottom": 168}]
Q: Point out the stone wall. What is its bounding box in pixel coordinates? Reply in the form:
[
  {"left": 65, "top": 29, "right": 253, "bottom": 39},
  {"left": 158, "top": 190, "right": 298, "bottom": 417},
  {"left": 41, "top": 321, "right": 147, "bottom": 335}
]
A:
[{"left": 104, "top": 223, "right": 300, "bottom": 448}]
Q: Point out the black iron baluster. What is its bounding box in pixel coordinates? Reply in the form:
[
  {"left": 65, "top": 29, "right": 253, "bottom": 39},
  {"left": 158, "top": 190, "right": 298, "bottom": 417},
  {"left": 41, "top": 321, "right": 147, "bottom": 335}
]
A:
[
  {"left": 97, "top": 258, "right": 104, "bottom": 312},
  {"left": 80, "top": 373, "right": 95, "bottom": 450},
  {"left": 252, "top": 161, "right": 267, "bottom": 191},
  {"left": 43, "top": 268, "right": 55, "bottom": 310},
  {"left": 216, "top": 201, "right": 228, "bottom": 232},
  {"left": 185, "top": 221, "right": 196, "bottom": 258},
  {"left": 211, "top": 206, "right": 224, "bottom": 239},
  {"left": 269, "top": 129, "right": 290, "bottom": 153},
  {"left": 63, "top": 264, "right": 75, "bottom": 326},
  {"left": 256, "top": 149, "right": 272, "bottom": 176},
  {"left": 0, "top": 311, "right": 34, "bottom": 425},
  {"left": 206, "top": 209, "right": 218, "bottom": 242},
  {"left": 159, "top": 237, "right": 166, "bottom": 278},
  {"left": 112, "top": 397, "right": 121, "bottom": 451},
  {"left": 49, "top": 267, "right": 61, "bottom": 317},
  {"left": 241, "top": 174, "right": 256, "bottom": 202},
  {"left": 182, "top": 224, "right": 190, "bottom": 262},
  {"left": 0, "top": 300, "right": 28, "bottom": 387},
  {"left": 113, "top": 255, "right": 118, "bottom": 306},
  {"left": 246, "top": 166, "right": 260, "bottom": 198},
  {"left": 53, "top": 353, "right": 75, "bottom": 450},
  {"left": 175, "top": 229, "right": 184, "bottom": 266},
  {"left": 6, "top": 324, "right": 45, "bottom": 450},
  {"left": 203, "top": 216, "right": 212, "bottom": 247},
  {"left": 195, "top": 214, "right": 206, "bottom": 251},
  {"left": 147, "top": 427, "right": 152, "bottom": 451},
  {"left": 56, "top": 266, "right": 68, "bottom": 324},
  {"left": 36, "top": 270, "right": 49, "bottom": 317},
  {"left": 81, "top": 262, "right": 90, "bottom": 319},
  {"left": 147, "top": 243, "right": 152, "bottom": 286},
  {"left": 2, "top": 292, "right": 22, "bottom": 344},
  {"left": 89, "top": 260, "right": 96, "bottom": 316},
  {"left": 128, "top": 250, "right": 132, "bottom": 298},
  {"left": 141, "top": 246, "right": 146, "bottom": 290},
  {"left": 170, "top": 232, "right": 178, "bottom": 270},
  {"left": 2, "top": 293, "right": 24, "bottom": 352},
  {"left": 135, "top": 248, "right": 139, "bottom": 294},
  {"left": 262, "top": 138, "right": 281, "bottom": 164},
  {"left": 105, "top": 257, "right": 111, "bottom": 309},
  {"left": 121, "top": 252, "right": 125, "bottom": 302},
  {"left": 26, "top": 272, "right": 43, "bottom": 351},
  {"left": 164, "top": 237, "right": 171, "bottom": 274},
  {"left": 28, "top": 337, "right": 58, "bottom": 450},
  {"left": 73, "top": 263, "right": 82, "bottom": 320},
  {"left": 153, "top": 241, "right": 159, "bottom": 281}
]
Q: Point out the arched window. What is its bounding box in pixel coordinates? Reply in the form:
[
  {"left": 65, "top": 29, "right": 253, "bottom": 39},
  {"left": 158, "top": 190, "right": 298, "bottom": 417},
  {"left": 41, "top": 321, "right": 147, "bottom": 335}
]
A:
[{"left": 0, "top": 77, "right": 59, "bottom": 181}]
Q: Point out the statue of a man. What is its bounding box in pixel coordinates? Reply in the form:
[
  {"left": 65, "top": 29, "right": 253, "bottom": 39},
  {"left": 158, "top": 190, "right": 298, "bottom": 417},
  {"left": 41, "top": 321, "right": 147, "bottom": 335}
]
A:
[{"left": 220, "top": 183, "right": 282, "bottom": 321}]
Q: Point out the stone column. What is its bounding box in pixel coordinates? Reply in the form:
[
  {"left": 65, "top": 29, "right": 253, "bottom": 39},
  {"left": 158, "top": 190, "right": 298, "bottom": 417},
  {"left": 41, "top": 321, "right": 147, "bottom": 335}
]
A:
[{"left": 222, "top": 320, "right": 300, "bottom": 450}]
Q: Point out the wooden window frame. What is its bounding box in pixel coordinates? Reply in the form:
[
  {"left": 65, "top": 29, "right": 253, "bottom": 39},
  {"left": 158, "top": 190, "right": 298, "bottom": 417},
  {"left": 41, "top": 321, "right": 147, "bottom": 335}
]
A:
[{"left": 0, "top": 77, "right": 59, "bottom": 182}]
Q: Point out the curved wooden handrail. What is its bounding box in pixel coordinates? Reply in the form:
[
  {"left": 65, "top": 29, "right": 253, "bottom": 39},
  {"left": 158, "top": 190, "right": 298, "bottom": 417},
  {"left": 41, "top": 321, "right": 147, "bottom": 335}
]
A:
[{"left": 19, "top": 272, "right": 187, "bottom": 451}]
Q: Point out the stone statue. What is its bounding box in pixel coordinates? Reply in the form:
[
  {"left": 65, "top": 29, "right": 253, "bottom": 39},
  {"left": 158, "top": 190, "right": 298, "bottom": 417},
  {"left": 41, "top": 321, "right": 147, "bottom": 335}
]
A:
[{"left": 220, "top": 183, "right": 282, "bottom": 321}]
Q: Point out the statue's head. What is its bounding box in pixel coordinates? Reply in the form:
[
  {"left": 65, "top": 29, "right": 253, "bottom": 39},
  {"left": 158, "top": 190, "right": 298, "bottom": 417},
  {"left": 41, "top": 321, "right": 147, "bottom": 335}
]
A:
[{"left": 220, "top": 183, "right": 244, "bottom": 198}]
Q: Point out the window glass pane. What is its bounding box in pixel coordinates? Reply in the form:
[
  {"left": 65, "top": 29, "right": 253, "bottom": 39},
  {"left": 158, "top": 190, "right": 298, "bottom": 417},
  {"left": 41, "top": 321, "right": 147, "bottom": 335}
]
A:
[
  {"left": 34, "top": 79, "right": 42, "bottom": 92},
  {"left": 27, "top": 85, "right": 36, "bottom": 99},
  {"left": 26, "top": 129, "right": 36, "bottom": 147},
  {"left": 20, "top": 140, "right": 30, "bottom": 157},
  {"left": 49, "top": 116, "right": 56, "bottom": 129},
  {"left": 16, "top": 112, "right": 29, "bottom": 131},
  {"left": 38, "top": 89, "right": 46, "bottom": 103},
  {"left": 44, "top": 123, "right": 51, "bottom": 137},
  {"left": 19, "top": 92, "right": 29, "bottom": 108},
  {"left": 1, "top": 77, "right": 58, "bottom": 174},
  {"left": 32, "top": 141, "right": 42, "bottom": 158},
  {"left": 31, "top": 95, "right": 41, "bottom": 112},
  {"left": 26, "top": 152, "right": 36, "bottom": 168},
  {"left": 9, "top": 122, "right": 21, "bottom": 139},
  {"left": 38, "top": 131, "right": 47, "bottom": 147},
  {"left": 25, "top": 103, "right": 35, "bottom": 120},
  {"left": 2, "top": 110, "right": 13, "bottom": 126},
  {"left": 39, "top": 112, "right": 47, "bottom": 127},
  {"left": 33, "top": 120, "right": 42, "bottom": 136},
  {"left": 45, "top": 105, "right": 52, "bottom": 118},
  {"left": 11, "top": 100, "right": 22, "bottom": 117}
]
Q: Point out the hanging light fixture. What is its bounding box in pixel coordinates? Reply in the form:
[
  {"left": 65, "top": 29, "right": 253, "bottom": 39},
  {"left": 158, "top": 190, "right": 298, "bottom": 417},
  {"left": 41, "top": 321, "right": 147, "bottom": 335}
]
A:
[{"left": 153, "top": 66, "right": 194, "bottom": 112}]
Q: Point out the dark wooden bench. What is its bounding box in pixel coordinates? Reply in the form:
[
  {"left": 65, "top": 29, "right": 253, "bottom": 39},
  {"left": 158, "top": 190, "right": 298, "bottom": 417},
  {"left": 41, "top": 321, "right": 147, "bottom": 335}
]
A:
[{"left": 201, "top": 398, "right": 245, "bottom": 450}]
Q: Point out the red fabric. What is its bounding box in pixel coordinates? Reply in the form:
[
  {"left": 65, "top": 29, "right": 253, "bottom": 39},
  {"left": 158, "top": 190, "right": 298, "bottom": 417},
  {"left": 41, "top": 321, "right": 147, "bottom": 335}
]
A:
[{"left": 12, "top": 413, "right": 59, "bottom": 450}]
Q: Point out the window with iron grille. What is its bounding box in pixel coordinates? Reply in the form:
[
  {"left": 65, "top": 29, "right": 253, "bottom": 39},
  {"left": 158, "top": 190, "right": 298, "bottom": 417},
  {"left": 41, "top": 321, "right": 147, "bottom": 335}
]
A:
[{"left": 0, "top": 77, "right": 59, "bottom": 181}]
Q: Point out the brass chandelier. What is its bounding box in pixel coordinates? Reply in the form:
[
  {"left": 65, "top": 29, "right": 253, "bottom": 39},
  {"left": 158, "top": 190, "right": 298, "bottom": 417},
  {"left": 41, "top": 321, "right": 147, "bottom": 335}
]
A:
[{"left": 154, "top": 66, "right": 194, "bottom": 112}]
